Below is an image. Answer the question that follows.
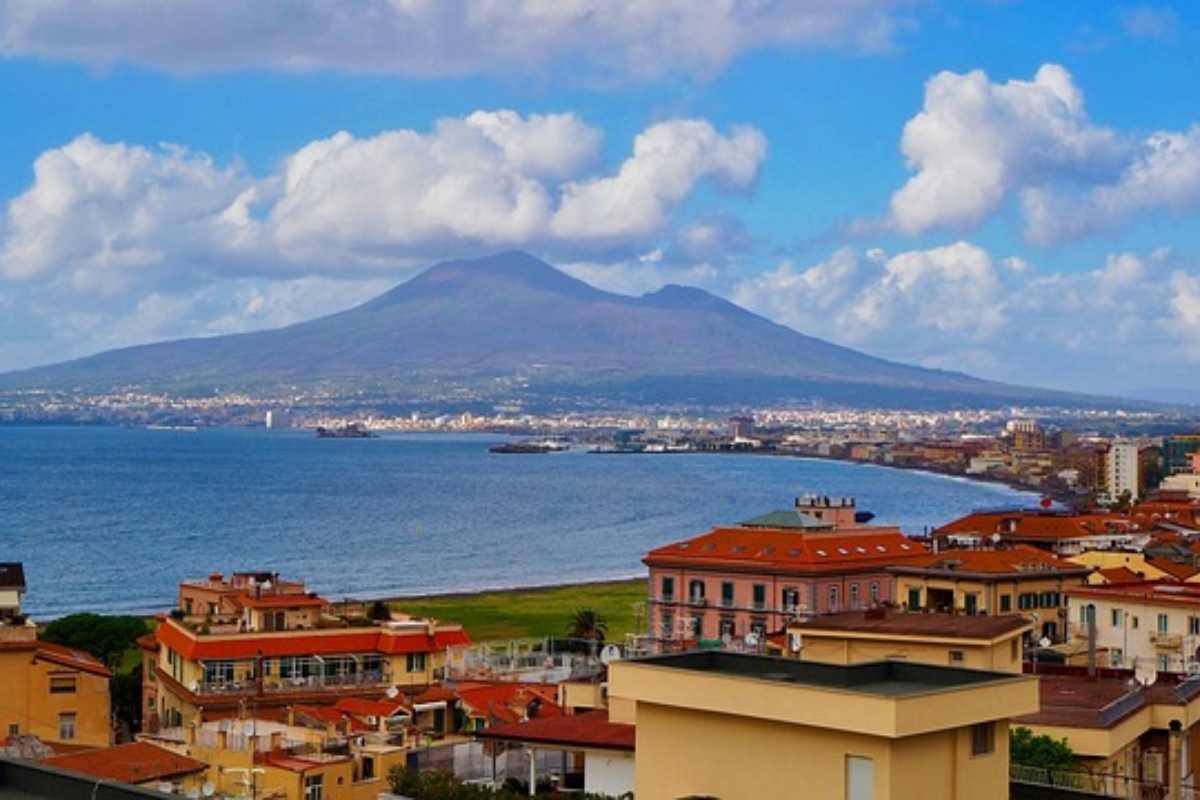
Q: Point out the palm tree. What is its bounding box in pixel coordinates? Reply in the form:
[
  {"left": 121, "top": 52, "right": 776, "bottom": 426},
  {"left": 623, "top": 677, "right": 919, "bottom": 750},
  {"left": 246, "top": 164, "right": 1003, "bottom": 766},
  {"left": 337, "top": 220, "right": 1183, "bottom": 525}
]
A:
[{"left": 567, "top": 607, "right": 609, "bottom": 643}]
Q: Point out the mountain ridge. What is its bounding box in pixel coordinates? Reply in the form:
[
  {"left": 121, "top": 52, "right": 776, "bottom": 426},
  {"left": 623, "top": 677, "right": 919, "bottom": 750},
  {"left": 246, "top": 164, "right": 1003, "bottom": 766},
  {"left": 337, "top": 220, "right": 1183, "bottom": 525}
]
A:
[{"left": 0, "top": 251, "right": 1107, "bottom": 409}]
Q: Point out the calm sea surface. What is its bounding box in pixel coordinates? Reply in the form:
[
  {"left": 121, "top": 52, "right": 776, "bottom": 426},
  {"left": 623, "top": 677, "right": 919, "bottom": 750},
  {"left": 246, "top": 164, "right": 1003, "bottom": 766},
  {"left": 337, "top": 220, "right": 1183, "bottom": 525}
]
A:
[{"left": 0, "top": 426, "right": 1038, "bottom": 618}]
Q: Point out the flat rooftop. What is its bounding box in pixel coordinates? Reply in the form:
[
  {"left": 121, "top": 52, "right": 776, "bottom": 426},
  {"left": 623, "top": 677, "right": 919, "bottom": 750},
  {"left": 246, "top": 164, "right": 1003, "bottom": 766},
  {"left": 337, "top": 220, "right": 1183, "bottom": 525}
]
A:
[
  {"left": 791, "top": 609, "right": 1031, "bottom": 640},
  {"left": 632, "top": 651, "right": 1022, "bottom": 697}
]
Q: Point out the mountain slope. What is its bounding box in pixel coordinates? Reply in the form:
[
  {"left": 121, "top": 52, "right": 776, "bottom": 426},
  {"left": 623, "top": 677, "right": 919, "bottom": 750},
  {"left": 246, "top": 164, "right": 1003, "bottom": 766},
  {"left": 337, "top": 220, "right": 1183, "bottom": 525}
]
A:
[{"left": 0, "top": 251, "right": 1099, "bottom": 407}]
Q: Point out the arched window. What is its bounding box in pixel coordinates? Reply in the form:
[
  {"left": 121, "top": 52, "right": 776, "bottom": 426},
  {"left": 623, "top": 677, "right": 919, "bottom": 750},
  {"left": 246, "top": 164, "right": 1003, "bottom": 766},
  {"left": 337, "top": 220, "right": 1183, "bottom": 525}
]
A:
[
  {"left": 828, "top": 586, "right": 840, "bottom": 612},
  {"left": 689, "top": 580, "right": 705, "bottom": 602},
  {"left": 869, "top": 582, "right": 880, "bottom": 605},
  {"left": 849, "top": 583, "right": 861, "bottom": 609}
]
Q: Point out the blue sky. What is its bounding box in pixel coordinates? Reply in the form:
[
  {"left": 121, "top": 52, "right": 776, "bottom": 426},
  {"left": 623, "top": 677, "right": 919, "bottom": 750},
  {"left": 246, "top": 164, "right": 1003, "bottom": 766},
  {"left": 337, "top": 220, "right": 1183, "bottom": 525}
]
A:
[{"left": 1, "top": 1, "right": 1199, "bottom": 397}]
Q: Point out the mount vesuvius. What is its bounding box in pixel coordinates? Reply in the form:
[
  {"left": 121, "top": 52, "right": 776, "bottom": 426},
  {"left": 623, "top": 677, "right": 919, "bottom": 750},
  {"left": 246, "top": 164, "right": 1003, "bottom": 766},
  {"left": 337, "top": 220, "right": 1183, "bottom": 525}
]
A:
[{"left": 0, "top": 251, "right": 1100, "bottom": 408}]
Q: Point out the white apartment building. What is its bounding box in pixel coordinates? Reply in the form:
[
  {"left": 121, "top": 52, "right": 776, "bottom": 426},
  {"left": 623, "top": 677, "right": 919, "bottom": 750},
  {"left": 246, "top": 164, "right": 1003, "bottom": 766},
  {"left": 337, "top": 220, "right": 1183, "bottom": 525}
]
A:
[
  {"left": 1068, "top": 583, "right": 1200, "bottom": 674},
  {"left": 1104, "top": 441, "right": 1140, "bottom": 503}
]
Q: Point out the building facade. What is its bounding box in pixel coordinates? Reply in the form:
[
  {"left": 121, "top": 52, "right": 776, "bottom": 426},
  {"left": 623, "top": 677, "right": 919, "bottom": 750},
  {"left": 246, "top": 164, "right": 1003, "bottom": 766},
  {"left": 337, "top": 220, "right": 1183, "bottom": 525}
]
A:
[
  {"left": 643, "top": 504, "right": 927, "bottom": 644},
  {"left": 1066, "top": 582, "right": 1200, "bottom": 672}
]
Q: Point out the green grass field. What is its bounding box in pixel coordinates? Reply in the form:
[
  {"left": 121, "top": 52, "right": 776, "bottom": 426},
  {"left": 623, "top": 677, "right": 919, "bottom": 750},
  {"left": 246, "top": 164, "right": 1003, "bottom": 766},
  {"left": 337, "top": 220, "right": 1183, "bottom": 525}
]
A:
[{"left": 388, "top": 578, "right": 648, "bottom": 642}]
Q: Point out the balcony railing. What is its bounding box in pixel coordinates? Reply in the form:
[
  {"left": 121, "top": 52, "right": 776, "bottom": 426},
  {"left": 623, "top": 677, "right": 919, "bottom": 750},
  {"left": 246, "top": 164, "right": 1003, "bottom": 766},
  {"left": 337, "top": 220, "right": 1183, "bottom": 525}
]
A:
[
  {"left": 687, "top": 596, "right": 707, "bottom": 607},
  {"left": 1151, "top": 632, "right": 1183, "bottom": 649},
  {"left": 193, "top": 670, "right": 391, "bottom": 696}
]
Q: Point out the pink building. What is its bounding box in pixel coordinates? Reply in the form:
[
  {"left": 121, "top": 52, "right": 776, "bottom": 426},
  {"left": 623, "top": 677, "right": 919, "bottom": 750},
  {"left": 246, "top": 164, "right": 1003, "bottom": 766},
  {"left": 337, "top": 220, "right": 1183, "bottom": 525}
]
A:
[{"left": 642, "top": 498, "right": 929, "bottom": 645}]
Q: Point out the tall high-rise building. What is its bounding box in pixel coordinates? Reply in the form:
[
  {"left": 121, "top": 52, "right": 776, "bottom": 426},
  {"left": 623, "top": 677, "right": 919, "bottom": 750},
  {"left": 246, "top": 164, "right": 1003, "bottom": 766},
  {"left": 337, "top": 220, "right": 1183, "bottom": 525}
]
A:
[{"left": 1104, "top": 441, "right": 1139, "bottom": 502}]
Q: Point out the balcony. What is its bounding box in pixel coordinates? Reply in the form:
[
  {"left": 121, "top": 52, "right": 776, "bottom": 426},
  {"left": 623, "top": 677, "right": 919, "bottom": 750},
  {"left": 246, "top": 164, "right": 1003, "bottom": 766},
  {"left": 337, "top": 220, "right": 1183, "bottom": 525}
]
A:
[
  {"left": 687, "top": 596, "right": 708, "bottom": 608},
  {"left": 188, "top": 669, "right": 392, "bottom": 697},
  {"left": 1151, "top": 633, "right": 1183, "bottom": 649}
]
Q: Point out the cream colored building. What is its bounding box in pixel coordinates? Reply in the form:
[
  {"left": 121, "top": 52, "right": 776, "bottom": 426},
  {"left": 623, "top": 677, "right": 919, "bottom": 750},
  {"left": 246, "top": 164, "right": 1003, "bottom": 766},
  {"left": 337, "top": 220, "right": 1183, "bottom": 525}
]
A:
[
  {"left": 607, "top": 650, "right": 1039, "bottom": 800},
  {"left": 1066, "top": 582, "right": 1200, "bottom": 672},
  {"left": 784, "top": 609, "right": 1031, "bottom": 672}
]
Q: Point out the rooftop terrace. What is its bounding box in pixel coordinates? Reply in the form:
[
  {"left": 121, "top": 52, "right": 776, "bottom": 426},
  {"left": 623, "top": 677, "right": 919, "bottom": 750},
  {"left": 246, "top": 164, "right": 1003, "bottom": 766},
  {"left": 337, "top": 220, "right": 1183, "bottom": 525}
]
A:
[{"left": 631, "top": 651, "right": 1024, "bottom": 697}]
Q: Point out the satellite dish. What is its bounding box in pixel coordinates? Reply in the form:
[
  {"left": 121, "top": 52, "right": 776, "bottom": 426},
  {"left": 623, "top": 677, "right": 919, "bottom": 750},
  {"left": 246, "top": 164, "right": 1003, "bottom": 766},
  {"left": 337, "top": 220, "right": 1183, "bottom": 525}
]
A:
[
  {"left": 1038, "top": 637, "right": 1052, "bottom": 649},
  {"left": 789, "top": 633, "right": 802, "bottom": 653},
  {"left": 385, "top": 686, "right": 399, "bottom": 699},
  {"left": 202, "top": 782, "right": 216, "bottom": 797},
  {"left": 600, "top": 645, "right": 621, "bottom": 665},
  {"left": 262, "top": 580, "right": 273, "bottom": 592},
  {"left": 190, "top": 681, "right": 200, "bottom": 692},
  {"left": 991, "top": 532, "right": 1002, "bottom": 545},
  {"left": 1135, "top": 661, "right": 1159, "bottom": 687},
  {"left": 158, "top": 783, "right": 174, "bottom": 793},
  {"left": 744, "top": 632, "right": 760, "bottom": 647}
]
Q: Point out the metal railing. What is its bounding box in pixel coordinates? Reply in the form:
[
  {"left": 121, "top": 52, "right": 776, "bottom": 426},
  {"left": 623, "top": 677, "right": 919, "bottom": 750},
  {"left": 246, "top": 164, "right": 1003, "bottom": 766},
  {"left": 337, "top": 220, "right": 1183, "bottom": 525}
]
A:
[
  {"left": 195, "top": 670, "right": 390, "bottom": 695},
  {"left": 1010, "top": 763, "right": 1178, "bottom": 799}
]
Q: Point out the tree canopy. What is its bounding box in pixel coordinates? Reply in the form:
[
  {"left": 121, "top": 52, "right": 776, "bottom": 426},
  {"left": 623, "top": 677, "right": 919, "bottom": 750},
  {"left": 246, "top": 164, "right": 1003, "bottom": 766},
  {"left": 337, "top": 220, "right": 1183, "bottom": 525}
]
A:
[
  {"left": 1010, "top": 726, "right": 1075, "bottom": 770},
  {"left": 40, "top": 613, "right": 149, "bottom": 668},
  {"left": 566, "top": 608, "right": 609, "bottom": 643}
]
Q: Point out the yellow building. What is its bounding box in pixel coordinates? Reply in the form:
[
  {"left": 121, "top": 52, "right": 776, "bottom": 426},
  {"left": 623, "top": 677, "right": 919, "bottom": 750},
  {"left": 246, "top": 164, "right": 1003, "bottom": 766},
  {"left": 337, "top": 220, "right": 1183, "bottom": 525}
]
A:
[
  {"left": 148, "top": 589, "right": 469, "bottom": 731},
  {"left": 890, "top": 545, "right": 1089, "bottom": 642},
  {"left": 0, "top": 623, "right": 113, "bottom": 749},
  {"left": 784, "top": 609, "right": 1032, "bottom": 672},
  {"left": 607, "top": 650, "right": 1039, "bottom": 800},
  {"left": 1013, "top": 672, "right": 1200, "bottom": 797}
]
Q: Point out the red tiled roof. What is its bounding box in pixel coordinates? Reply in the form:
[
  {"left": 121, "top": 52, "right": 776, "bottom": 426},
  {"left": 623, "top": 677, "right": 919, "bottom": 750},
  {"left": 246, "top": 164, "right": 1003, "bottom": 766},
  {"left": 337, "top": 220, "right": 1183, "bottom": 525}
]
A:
[
  {"left": 1068, "top": 581, "right": 1200, "bottom": 608},
  {"left": 414, "top": 685, "right": 458, "bottom": 704},
  {"left": 154, "top": 620, "right": 470, "bottom": 660},
  {"left": 475, "top": 710, "right": 634, "bottom": 751},
  {"left": 791, "top": 610, "right": 1032, "bottom": 640},
  {"left": 890, "top": 545, "right": 1089, "bottom": 578},
  {"left": 332, "top": 697, "right": 408, "bottom": 718},
  {"left": 293, "top": 705, "right": 372, "bottom": 733},
  {"left": 43, "top": 742, "right": 207, "bottom": 784},
  {"left": 260, "top": 751, "right": 350, "bottom": 772},
  {"left": 643, "top": 527, "right": 926, "bottom": 574},
  {"left": 936, "top": 511, "right": 1130, "bottom": 541},
  {"left": 1147, "top": 559, "right": 1199, "bottom": 581},
  {"left": 34, "top": 642, "right": 113, "bottom": 678},
  {"left": 1096, "top": 567, "right": 1142, "bottom": 583},
  {"left": 456, "top": 682, "right": 562, "bottom": 724}
]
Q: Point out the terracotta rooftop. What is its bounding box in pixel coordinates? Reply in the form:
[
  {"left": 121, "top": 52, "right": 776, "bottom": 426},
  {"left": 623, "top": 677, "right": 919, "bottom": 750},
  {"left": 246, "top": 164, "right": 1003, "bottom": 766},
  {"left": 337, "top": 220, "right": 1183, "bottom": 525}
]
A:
[
  {"left": 43, "top": 741, "right": 208, "bottom": 784},
  {"left": 644, "top": 527, "right": 926, "bottom": 574},
  {"left": 1068, "top": 581, "right": 1200, "bottom": 608},
  {"left": 936, "top": 511, "right": 1132, "bottom": 541},
  {"left": 154, "top": 618, "right": 470, "bottom": 660},
  {"left": 33, "top": 642, "right": 113, "bottom": 678},
  {"left": 1095, "top": 566, "right": 1143, "bottom": 583},
  {"left": 890, "top": 545, "right": 1089, "bottom": 578},
  {"left": 456, "top": 682, "right": 562, "bottom": 725},
  {"left": 1014, "top": 671, "right": 1200, "bottom": 730},
  {"left": 332, "top": 697, "right": 408, "bottom": 719},
  {"left": 475, "top": 709, "right": 634, "bottom": 752},
  {"left": 791, "top": 610, "right": 1032, "bottom": 641},
  {"left": 1147, "top": 559, "right": 1199, "bottom": 581}
]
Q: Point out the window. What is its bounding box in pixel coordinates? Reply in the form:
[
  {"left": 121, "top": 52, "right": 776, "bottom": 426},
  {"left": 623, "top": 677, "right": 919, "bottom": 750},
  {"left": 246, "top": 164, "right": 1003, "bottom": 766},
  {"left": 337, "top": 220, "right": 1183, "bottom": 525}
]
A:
[
  {"left": 964, "top": 594, "right": 978, "bottom": 616},
  {"left": 846, "top": 756, "right": 874, "bottom": 800},
  {"left": 1158, "top": 613, "right": 1169, "bottom": 634},
  {"left": 1110, "top": 648, "right": 1123, "bottom": 667},
  {"left": 689, "top": 579, "right": 705, "bottom": 603},
  {"left": 660, "top": 576, "right": 674, "bottom": 601},
  {"left": 361, "top": 756, "right": 375, "bottom": 781},
  {"left": 721, "top": 582, "right": 735, "bottom": 607},
  {"left": 1080, "top": 604, "right": 1096, "bottom": 624},
  {"left": 1132, "top": 616, "right": 1139, "bottom": 629},
  {"left": 719, "top": 617, "right": 735, "bottom": 639},
  {"left": 304, "top": 774, "right": 324, "bottom": 800},
  {"left": 782, "top": 587, "right": 800, "bottom": 612},
  {"left": 1000, "top": 595, "right": 1012, "bottom": 612},
  {"left": 58, "top": 713, "right": 76, "bottom": 741},
  {"left": 7, "top": 724, "right": 17, "bottom": 737},
  {"left": 1159, "top": 655, "right": 1170, "bottom": 672},
  {"left": 752, "top": 584, "right": 767, "bottom": 610},
  {"left": 829, "top": 586, "right": 840, "bottom": 612},
  {"left": 907, "top": 588, "right": 921, "bottom": 609},
  {"left": 849, "top": 583, "right": 861, "bottom": 609},
  {"left": 204, "top": 660, "right": 235, "bottom": 685},
  {"left": 690, "top": 615, "right": 702, "bottom": 638},
  {"left": 971, "top": 722, "right": 995, "bottom": 756},
  {"left": 406, "top": 653, "right": 427, "bottom": 673},
  {"left": 949, "top": 650, "right": 965, "bottom": 664},
  {"left": 1112, "top": 609, "right": 1123, "bottom": 627},
  {"left": 1189, "top": 617, "right": 1199, "bottom": 636},
  {"left": 869, "top": 583, "right": 880, "bottom": 605},
  {"left": 660, "top": 611, "right": 674, "bottom": 639},
  {"left": 750, "top": 618, "right": 766, "bottom": 637},
  {"left": 49, "top": 676, "right": 77, "bottom": 694},
  {"left": 1018, "top": 593, "right": 1036, "bottom": 611}
]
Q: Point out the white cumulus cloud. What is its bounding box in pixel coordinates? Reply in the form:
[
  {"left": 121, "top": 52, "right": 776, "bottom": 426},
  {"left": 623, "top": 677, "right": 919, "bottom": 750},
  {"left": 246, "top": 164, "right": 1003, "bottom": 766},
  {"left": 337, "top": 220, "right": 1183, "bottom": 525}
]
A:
[
  {"left": 0, "top": 0, "right": 914, "bottom": 80},
  {"left": 885, "top": 63, "right": 1200, "bottom": 244}
]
